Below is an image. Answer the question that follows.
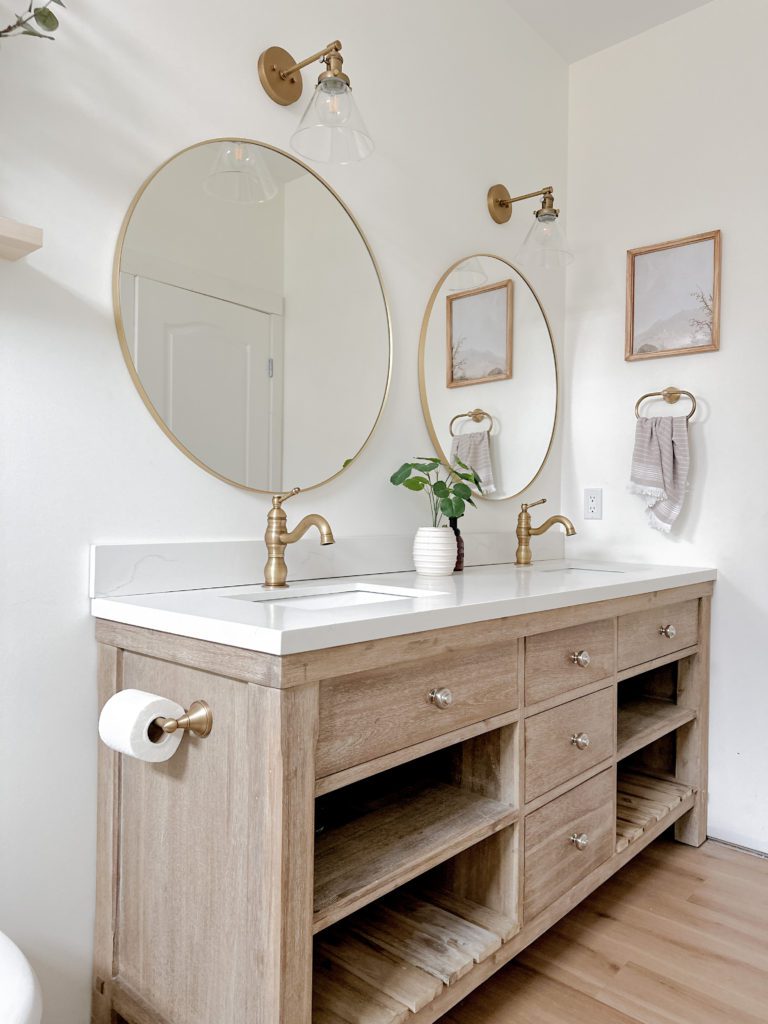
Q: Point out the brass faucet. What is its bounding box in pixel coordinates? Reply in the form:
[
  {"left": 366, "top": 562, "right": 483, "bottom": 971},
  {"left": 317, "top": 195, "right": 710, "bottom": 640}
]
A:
[
  {"left": 263, "top": 488, "right": 335, "bottom": 588},
  {"left": 515, "top": 498, "right": 576, "bottom": 566}
]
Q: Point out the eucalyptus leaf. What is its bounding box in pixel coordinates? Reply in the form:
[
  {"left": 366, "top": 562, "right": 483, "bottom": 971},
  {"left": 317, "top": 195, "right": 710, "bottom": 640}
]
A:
[
  {"left": 390, "top": 464, "right": 412, "bottom": 485},
  {"left": 50, "top": 0, "right": 66, "bottom": 5},
  {"left": 453, "top": 482, "right": 472, "bottom": 499},
  {"left": 403, "top": 477, "right": 428, "bottom": 491},
  {"left": 34, "top": 6, "right": 58, "bottom": 29},
  {"left": 432, "top": 480, "right": 449, "bottom": 497},
  {"left": 412, "top": 460, "right": 440, "bottom": 473}
]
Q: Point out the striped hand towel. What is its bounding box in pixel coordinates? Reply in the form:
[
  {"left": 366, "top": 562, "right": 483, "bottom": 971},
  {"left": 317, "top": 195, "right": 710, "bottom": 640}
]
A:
[
  {"left": 629, "top": 416, "right": 689, "bottom": 532},
  {"left": 450, "top": 430, "right": 496, "bottom": 495}
]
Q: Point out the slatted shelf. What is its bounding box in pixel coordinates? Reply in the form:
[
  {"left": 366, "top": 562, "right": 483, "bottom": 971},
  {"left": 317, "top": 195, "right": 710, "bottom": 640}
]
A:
[
  {"left": 314, "top": 889, "right": 512, "bottom": 1022},
  {"left": 617, "top": 697, "right": 696, "bottom": 760},
  {"left": 615, "top": 772, "right": 694, "bottom": 852},
  {"left": 313, "top": 782, "right": 517, "bottom": 933}
]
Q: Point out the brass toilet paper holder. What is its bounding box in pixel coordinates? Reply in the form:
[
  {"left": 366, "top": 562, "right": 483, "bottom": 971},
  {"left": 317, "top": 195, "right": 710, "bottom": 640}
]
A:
[{"left": 154, "top": 700, "right": 213, "bottom": 739}]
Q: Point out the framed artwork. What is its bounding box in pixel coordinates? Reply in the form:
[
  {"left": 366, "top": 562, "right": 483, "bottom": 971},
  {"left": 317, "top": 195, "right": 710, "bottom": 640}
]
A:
[
  {"left": 626, "top": 229, "right": 721, "bottom": 360},
  {"left": 446, "top": 279, "right": 513, "bottom": 387}
]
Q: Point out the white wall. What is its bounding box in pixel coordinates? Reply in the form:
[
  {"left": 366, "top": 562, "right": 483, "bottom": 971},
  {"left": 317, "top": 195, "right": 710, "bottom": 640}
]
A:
[
  {"left": 0, "top": 2, "right": 567, "bottom": 1019},
  {"left": 563, "top": 0, "right": 768, "bottom": 853}
]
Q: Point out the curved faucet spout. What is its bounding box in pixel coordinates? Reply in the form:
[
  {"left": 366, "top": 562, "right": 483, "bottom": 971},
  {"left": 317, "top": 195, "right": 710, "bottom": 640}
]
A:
[
  {"left": 281, "top": 514, "right": 335, "bottom": 547},
  {"left": 529, "top": 515, "right": 576, "bottom": 538}
]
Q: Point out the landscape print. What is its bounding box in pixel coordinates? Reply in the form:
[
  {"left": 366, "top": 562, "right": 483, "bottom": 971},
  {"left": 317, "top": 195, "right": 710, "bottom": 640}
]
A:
[
  {"left": 626, "top": 230, "right": 721, "bottom": 360},
  {"left": 447, "top": 279, "right": 513, "bottom": 387}
]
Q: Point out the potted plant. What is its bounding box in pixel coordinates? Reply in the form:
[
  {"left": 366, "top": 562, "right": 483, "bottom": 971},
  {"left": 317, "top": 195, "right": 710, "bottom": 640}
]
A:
[{"left": 390, "top": 457, "right": 482, "bottom": 576}]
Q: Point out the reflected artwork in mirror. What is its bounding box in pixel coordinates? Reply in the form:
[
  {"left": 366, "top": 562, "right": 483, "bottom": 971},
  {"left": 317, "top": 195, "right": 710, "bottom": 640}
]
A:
[
  {"left": 114, "top": 139, "right": 391, "bottom": 493},
  {"left": 419, "top": 255, "right": 558, "bottom": 500}
]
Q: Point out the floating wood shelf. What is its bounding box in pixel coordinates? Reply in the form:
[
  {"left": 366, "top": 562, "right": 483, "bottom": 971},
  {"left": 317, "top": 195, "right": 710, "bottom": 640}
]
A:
[
  {"left": 313, "top": 783, "right": 517, "bottom": 933},
  {"left": 0, "top": 216, "right": 43, "bottom": 261},
  {"left": 617, "top": 698, "right": 696, "bottom": 760},
  {"left": 615, "top": 772, "right": 694, "bottom": 852},
  {"left": 314, "top": 889, "right": 512, "bottom": 1021}
]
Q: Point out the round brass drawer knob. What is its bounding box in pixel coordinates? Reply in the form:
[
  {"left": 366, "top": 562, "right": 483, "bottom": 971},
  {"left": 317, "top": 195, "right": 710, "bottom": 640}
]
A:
[
  {"left": 570, "top": 650, "right": 591, "bottom": 668},
  {"left": 659, "top": 624, "right": 677, "bottom": 639},
  {"left": 429, "top": 687, "right": 453, "bottom": 709},
  {"left": 569, "top": 832, "right": 589, "bottom": 851},
  {"left": 570, "top": 732, "right": 591, "bottom": 750}
]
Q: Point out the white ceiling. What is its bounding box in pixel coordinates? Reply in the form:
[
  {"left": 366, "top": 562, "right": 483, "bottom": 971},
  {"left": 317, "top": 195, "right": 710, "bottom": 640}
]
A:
[{"left": 506, "top": 0, "right": 714, "bottom": 62}]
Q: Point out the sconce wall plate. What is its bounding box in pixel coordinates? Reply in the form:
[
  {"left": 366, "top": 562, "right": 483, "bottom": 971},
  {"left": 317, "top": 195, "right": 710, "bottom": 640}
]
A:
[
  {"left": 258, "top": 46, "right": 304, "bottom": 106},
  {"left": 488, "top": 184, "right": 513, "bottom": 224}
]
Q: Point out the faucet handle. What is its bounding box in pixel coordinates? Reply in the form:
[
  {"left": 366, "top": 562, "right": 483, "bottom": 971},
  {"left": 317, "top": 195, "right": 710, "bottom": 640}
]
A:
[
  {"left": 272, "top": 487, "right": 301, "bottom": 509},
  {"left": 521, "top": 497, "right": 547, "bottom": 513}
]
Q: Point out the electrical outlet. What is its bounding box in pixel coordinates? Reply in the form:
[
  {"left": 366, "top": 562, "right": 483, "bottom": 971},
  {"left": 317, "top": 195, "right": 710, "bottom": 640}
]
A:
[{"left": 584, "top": 488, "right": 603, "bottom": 520}]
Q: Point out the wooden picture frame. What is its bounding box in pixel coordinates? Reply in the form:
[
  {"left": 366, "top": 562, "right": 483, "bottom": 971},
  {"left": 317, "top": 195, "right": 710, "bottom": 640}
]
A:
[
  {"left": 626, "top": 230, "right": 721, "bottom": 361},
  {"left": 446, "top": 279, "right": 513, "bottom": 387}
]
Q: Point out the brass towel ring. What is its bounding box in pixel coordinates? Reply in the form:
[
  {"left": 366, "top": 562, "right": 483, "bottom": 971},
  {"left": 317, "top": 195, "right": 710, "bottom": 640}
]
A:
[
  {"left": 449, "top": 408, "right": 493, "bottom": 437},
  {"left": 634, "top": 386, "right": 696, "bottom": 423}
]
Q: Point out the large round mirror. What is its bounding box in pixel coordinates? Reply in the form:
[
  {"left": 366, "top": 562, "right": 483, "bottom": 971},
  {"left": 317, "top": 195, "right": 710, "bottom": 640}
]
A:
[
  {"left": 114, "top": 139, "right": 391, "bottom": 493},
  {"left": 419, "top": 254, "right": 557, "bottom": 500}
]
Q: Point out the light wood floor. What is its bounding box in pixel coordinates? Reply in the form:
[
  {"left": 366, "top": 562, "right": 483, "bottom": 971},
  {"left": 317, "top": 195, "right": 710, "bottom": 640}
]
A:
[{"left": 441, "top": 838, "right": 768, "bottom": 1024}]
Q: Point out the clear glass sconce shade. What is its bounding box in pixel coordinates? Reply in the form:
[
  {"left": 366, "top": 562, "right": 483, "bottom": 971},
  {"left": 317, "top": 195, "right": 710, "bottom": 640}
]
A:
[
  {"left": 203, "top": 142, "right": 279, "bottom": 204},
  {"left": 290, "top": 78, "right": 374, "bottom": 164},
  {"left": 448, "top": 257, "right": 489, "bottom": 292},
  {"left": 516, "top": 212, "right": 574, "bottom": 270}
]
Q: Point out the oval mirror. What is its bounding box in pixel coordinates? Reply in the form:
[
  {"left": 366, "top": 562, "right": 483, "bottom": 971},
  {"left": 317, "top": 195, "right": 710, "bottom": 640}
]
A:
[
  {"left": 419, "top": 254, "right": 557, "bottom": 500},
  {"left": 114, "top": 139, "right": 391, "bottom": 493}
]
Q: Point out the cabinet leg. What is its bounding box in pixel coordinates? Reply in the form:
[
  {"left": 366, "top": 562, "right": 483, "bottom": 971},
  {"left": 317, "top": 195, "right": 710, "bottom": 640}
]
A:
[{"left": 675, "top": 595, "right": 710, "bottom": 846}]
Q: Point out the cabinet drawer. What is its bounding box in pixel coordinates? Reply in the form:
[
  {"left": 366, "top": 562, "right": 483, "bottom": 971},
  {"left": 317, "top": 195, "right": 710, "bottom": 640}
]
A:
[
  {"left": 524, "top": 769, "right": 615, "bottom": 920},
  {"left": 618, "top": 600, "right": 699, "bottom": 669},
  {"left": 525, "top": 687, "right": 614, "bottom": 802},
  {"left": 525, "top": 619, "right": 615, "bottom": 705},
  {"left": 316, "top": 643, "right": 518, "bottom": 778}
]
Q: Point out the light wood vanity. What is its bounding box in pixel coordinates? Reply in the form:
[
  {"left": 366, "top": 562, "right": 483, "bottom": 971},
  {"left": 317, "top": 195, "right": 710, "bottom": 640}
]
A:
[{"left": 92, "top": 579, "right": 712, "bottom": 1024}]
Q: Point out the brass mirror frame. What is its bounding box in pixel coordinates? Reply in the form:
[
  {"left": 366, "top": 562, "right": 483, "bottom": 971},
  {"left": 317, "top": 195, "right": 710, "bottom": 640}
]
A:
[
  {"left": 418, "top": 253, "right": 559, "bottom": 502},
  {"left": 113, "top": 137, "right": 393, "bottom": 494}
]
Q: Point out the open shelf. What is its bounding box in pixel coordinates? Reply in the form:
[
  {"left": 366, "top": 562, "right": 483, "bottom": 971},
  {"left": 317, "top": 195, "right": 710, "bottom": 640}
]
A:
[
  {"left": 0, "top": 216, "right": 42, "bottom": 261},
  {"left": 314, "top": 782, "right": 517, "bottom": 933},
  {"left": 314, "top": 888, "right": 513, "bottom": 1021},
  {"left": 616, "top": 771, "right": 694, "bottom": 852},
  {"left": 617, "top": 697, "right": 696, "bottom": 760}
]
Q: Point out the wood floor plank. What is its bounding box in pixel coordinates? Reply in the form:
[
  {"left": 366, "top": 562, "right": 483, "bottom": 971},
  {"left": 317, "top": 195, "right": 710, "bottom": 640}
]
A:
[{"left": 436, "top": 840, "right": 768, "bottom": 1024}]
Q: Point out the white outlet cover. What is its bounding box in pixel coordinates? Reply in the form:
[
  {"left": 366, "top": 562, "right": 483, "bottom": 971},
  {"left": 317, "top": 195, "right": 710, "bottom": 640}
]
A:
[{"left": 584, "top": 488, "right": 603, "bottom": 520}]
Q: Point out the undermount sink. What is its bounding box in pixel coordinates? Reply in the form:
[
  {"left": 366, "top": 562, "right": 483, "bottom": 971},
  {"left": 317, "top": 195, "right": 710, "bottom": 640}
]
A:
[
  {"left": 227, "top": 582, "right": 442, "bottom": 611},
  {"left": 535, "top": 565, "right": 625, "bottom": 575}
]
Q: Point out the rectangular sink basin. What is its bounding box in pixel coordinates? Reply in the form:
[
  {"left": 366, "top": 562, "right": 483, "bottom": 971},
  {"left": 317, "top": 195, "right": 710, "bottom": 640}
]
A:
[{"left": 227, "top": 582, "right": 442, "bottom": 612}]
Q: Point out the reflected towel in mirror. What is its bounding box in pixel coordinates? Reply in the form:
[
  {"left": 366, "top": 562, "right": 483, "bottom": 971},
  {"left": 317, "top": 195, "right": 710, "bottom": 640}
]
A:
[
  {"left": 629, "top": 416, "right": 689, "bottom": 532},
  {"left": 450, "top": 430, "right": 496, "bottom": 495}
]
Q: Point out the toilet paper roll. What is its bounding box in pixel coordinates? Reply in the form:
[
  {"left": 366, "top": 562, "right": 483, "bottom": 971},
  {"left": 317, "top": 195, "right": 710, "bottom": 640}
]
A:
[{"left": 98, "top": 688, "right": 186, "bottom": 763}]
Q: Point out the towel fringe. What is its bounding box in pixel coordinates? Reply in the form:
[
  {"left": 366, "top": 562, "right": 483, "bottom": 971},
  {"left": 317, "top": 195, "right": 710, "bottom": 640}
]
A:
[
  {"left": 627, "top": 482, "right": 667, "bottom": 502},
  {"left": 647, "top": 509, "right": 672, "bottom": 533}
]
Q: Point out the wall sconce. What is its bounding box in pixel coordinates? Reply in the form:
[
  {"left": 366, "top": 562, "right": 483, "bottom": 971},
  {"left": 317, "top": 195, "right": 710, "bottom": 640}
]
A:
[
  {"left": 258, "top": 40, "right": 374, "bottom": 164},
  {"left": 487, "top": 184, "right": 574, "bottom": 269}
]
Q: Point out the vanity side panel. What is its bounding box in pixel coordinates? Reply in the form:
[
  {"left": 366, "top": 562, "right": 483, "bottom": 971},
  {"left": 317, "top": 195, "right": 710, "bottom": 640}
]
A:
[{"left": 114, "top": 654, "right": 253, "bottom": 1024}]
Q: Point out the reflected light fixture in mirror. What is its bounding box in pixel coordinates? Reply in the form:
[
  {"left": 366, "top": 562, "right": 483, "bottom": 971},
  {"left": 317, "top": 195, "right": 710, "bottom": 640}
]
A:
[
  {"left": 203, "top": 142, "right": 278, "bottom": 204},
  {"left": 487, "top": 184, "right": 574, "bottom": 269},
  {"left": 258, "top": 40, "right": 374, "bottom": 164},
  {"left": 448, "top": 256, "right": 488, "bottom": 292}
]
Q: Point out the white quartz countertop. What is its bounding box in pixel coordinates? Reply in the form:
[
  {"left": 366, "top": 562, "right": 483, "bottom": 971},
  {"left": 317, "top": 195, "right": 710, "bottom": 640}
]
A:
[{"left": 91, "top": 560, "right": 716, "bottom": 656}]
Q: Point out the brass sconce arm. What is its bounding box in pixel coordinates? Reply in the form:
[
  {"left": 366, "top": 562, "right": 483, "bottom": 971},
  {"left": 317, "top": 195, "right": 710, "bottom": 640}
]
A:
[
  {"left": 487, "top": 184, "right": 557, "bottom": 224},
  {"left": 259, "top": 39, "right": 348, "bottom": 105},
  {"left": 277, "top": 40, "right": 342, "bottom": 80}
]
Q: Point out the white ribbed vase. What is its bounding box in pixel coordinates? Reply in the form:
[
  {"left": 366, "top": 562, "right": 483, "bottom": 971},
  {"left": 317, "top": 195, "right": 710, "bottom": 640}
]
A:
[{"left": 412, "top": 527, "right": 457, "bottom": 577}]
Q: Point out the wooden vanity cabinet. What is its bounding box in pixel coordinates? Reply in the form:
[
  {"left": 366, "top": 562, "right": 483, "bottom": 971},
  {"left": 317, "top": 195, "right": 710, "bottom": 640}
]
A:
[{"left": 92, "top": 581, "right": 711, "bottom": 1024}]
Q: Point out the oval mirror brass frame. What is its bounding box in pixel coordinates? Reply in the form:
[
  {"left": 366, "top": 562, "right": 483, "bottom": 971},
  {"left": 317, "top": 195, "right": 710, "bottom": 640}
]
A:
[
  {"left": 113, "top": 137, "right": 393, "bottom": 495},
  {"left": 418, "top": 253, "right": 559, "bottom": 502}
]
